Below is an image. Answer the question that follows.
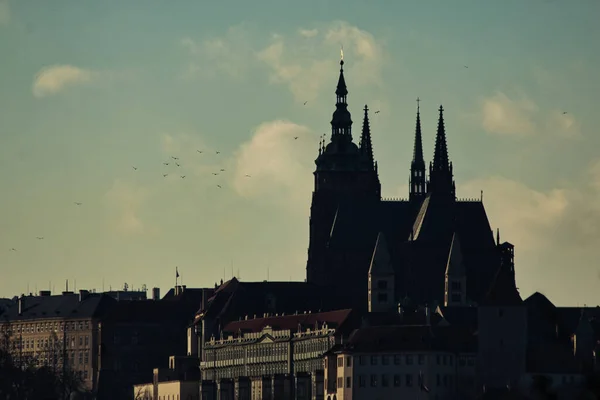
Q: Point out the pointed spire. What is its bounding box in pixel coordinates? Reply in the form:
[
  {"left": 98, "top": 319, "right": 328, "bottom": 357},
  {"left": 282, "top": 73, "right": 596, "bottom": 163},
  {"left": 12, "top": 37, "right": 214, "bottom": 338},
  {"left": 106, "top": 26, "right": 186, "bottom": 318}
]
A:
[
  {"left": 428, "top": 105, "right": 455, "bottom": 198},
  {"left": 433, "top": 105, "right": 450, "bottom": 171},
  {"left": 496, "top": 228, "right": 500, "bottom": 246},
  {"left": 368, "top": 232, "right": 394, "bottom": 276},
  {"left": 336, "top": 56, "right": 348, "bottom": 98},
  {"left": 360, "top": 105, "right": 374, "bottom": 167},
  {"left": 445, "top": 232, "right": 465, "bottom": 277},
  {"left": 412, "top": 97, "right": 425, "bottom": 168},
  {"left": 330, "top": 53, "right": 352, "bottom": 140}
]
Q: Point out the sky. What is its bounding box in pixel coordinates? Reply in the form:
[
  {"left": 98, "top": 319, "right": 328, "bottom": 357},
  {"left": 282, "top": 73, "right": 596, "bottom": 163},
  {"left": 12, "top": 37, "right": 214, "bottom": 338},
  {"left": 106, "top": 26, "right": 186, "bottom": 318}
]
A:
[{"left": 1, "top": 0, "right": 599, "bottom": 306}]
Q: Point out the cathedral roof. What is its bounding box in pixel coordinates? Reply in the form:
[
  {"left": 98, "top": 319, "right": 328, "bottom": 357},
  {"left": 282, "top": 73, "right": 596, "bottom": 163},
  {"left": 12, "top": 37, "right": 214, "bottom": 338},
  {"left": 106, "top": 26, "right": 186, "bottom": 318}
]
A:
[
  {"left": 445, "top": 232, "right": 465, "bottom": 277},
  {"left": 368, "top": 232, "right": 394, "bottom": 276}
]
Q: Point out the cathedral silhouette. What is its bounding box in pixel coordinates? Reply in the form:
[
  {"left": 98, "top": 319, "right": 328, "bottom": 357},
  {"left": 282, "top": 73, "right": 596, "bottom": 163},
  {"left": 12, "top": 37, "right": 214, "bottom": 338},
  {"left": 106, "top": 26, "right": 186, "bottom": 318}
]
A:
[{"left": 305, "top": 58, "right": 519, "bottom": 311}]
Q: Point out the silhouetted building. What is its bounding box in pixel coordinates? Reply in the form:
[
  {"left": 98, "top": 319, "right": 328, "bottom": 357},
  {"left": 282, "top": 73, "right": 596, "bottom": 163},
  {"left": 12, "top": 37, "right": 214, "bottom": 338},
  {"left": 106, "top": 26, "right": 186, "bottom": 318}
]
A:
[
  {"left": 0, "top": 290, "right": 116, "bottom": 393},
  {"left": 306, "top": 59, "right": 503, "bottom": 311}
]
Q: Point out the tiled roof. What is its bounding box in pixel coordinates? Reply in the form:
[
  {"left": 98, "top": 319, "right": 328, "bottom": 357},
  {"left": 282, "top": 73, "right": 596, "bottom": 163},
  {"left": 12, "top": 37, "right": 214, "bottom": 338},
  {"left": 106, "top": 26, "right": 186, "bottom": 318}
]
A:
[
  {"left": 223, "top": 309, "right": 354, "bottom": 335},
  {"left": 481, "top": 264, "right": 522, "bottom": 307},
  {"left": 103, "top": 296, "right": 199, "bottom": 323},
  {"left": 0, "top": 293, "right": 116, "bottom": 322},
  {"left": 435, "top": 306, "right": 478, "bottom": 332},
  {"left": 338, "top": 324, "right": 476, "bottom": 353}
]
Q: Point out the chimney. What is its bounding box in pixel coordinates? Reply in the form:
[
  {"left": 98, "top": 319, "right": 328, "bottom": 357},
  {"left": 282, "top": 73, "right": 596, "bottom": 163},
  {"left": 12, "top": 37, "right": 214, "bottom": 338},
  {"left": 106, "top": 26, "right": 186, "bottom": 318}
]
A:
[
  {"left": 62, "top": 291, "right": 74, "bottom": 296},
  {"left": 39, "top": 290, "right": 51, "bottom": 297},
  {"left": 152, "top": 287, "right": 160, "bottom": 301},
  {"left": 425, "top": 307, "right": 430, "bottom": 326},
  {"left": 18, "top": 295, "right": 24, "bottom": 316},
  {"left": 79, "top": 290, "right": 90, "bottom": 302}
]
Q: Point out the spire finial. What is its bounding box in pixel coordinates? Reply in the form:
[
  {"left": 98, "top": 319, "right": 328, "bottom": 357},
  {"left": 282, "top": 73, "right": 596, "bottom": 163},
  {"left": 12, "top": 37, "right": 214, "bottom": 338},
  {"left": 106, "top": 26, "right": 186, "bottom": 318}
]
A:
[
  {"left": 340, "top": 45, "right": 344, "bottom": 66},
  {"left": 417, "top": 97, "right": 421, "bottom": 112}
]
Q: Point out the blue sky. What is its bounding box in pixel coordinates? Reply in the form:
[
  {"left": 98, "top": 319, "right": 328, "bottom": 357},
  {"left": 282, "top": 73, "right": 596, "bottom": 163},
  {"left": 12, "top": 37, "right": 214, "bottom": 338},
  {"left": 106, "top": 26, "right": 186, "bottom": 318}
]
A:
[{"left": 1, "top": 0, "right": 599, "bottom": 306}]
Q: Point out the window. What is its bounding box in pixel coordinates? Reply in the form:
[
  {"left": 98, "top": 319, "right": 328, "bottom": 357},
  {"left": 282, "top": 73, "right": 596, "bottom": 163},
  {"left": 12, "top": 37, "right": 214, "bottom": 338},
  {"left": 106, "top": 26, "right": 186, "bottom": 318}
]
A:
[
  {"left": 377, "top": 293, "right": 388, "bottom": 302},
  {"left": 451, "top": 281, "right": 461, "bottom": 291},
  {"left": 437, "top": 374, "right": 441, "bottom": 386},
  {"left": 394, "top": 355, "right": 401, "bottom": 365},
  {"left": 346, "top": 356, "right": 351, "bottom": 367},
  {"left": 370, "top": 375, "right": 377, "bottom": 387},
  {"left": 359, "top": 375, "right": 366, "bottom": 387},
  {"left": 359, "top": 356, "right": 366, "bottom": 366},
  {"left": 382, "top": 374, "right": 389, "bottom": 387},
  {"left": 346, "top": 377, "right": 351, "bottom": 388},
  {"left": 459, "top": 357, "right": 466, "bottom": 367},
  {"left": 337, "top": 357, "right": 344, "bottom": 367},
  {"left": 337, "top": 377, "right": 343, "bottom": 389},
  {"left": 382, "top": 355, "right": 389, "bottom": 365},
  {"left": 370, "top": 355, "right": 378, "bottom": 365},
  {"left": 79, "top": 337, "right": 83, "bottom": 347},
  {"left": 85, "top": 336, "right": 89, "bottom": 347},
  {"left": 406, "top": 355, "right": 413, "bottom": 365},
  {"left": 406, "top": 374, "right": 413, "bottom": 387},
  {"left": 452, "top": 293, "right": 462, "bottom": 303},
  {"left": 418, "top": 354, "right": 424, "bottom": 365},
  {"left": 393, "top": 374, "right": 401, "bottom": 387},
  {"left": 377, "top": 280, "right": 387, "bottom": 289}
]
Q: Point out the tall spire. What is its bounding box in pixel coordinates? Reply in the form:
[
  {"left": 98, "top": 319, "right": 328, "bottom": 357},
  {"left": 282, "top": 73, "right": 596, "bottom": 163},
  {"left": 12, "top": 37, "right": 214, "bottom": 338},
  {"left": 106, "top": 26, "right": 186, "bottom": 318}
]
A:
[
  {"left": 410, "top": 97, "right": 427, "bottom": 201},
  {"left": 433, "top": 105, "right": 449, "bottom": 171},
  {"left": 428, "top": 105, "right": 455, "bottom": 198},
  {"left": 360, "top": 105, "right": 374, "bottom": 168},
  {"left": 330, "top": 53, "right": 352, "bottom": 140}
]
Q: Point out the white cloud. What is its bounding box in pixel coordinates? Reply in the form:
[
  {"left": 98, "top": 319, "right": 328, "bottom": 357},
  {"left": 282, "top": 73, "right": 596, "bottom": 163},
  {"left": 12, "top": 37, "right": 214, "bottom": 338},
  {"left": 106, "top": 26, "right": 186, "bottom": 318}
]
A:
[
  {"left": 181, "top": 21, "right": 386, "bottom": 103},
  {"left": 104, "top": 180, "right": 149, "bottom": 235},
  {"left": 459, "top": 176, "right": 569, "bottom": 250},
  {"left": 480, "top": 91, "right": 538, "bottom": 136},
  {"left": 298, "top": 28, "right": 318, "bottom": 38},
  {"left": 480, "top": 90, "right": 581, "bottom": 138},
  {"left": 231, "top": 120, "right": 317, "bottom": 213},
  {"left": 0, "top": 0, "right": 10, "bottom": 26},
  {"left": 257, "top": 21, "right": 385, "bottom": 103},
  {"left": 32, "top": 65, "right": 96, "bottom": 98},
  {"left": 180, "top": 25, "right": 254, "bottom": 79}
]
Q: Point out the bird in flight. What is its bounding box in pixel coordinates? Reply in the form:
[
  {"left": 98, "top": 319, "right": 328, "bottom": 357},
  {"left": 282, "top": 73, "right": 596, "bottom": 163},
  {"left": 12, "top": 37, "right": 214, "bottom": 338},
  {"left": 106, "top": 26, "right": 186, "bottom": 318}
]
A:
[
  {"left": 163, "top": 174, "right": 168, "bottom": 177},
  {"left": 216, "top": 151, "right": 221, "bottom": 154},
  {"left": 163, "top": 162, "right": 169, "bottom": 166},
  {"left": 132, "top": 166, "right": 138, "bottom": 170},
  {"left": 74, "top": 202, "right": 82, "bottom": 206},
  {"left": 217, "top": 185, "right": 222, "bottom": 189},
  {"left": 197, "top": 150, "right": 203, "bottom": 153},
  {"left": 171, "top": 156, "right": 179, "bottom": 160},
  {"left": 303, "top": 101, "right": 308, "bottom": 106},
  {"left": 245, "top": 174, "right": 251, "bottom": 178},
  {"left": 464, "top": 65, "right": 469, "bottom": 68},
  {"left": 176, "top": 163, "right": 181, "bottom": 167},
  {"left": 374, "top": 110, "right": 380, "bottom": 114},
  {"left": 180, "top": 175, "right": 186, "bottom": 179},
  {"left": 562, "top": 111, "right": 568, "bottom": 115},
  {"left": 212, "top": 173, "right": 219, "bottom": 176},
  {"left": 294, "top": 136, "right": 299, "bottom": 140},
  {"left": 9, "top": 248, "right": 16, "bottom": 251},
  {"left": 220, "top": 168, "right": 225, "bottom": 172},
  {"left": 36, "top": 237, "right": 44, "bottom": 240}
]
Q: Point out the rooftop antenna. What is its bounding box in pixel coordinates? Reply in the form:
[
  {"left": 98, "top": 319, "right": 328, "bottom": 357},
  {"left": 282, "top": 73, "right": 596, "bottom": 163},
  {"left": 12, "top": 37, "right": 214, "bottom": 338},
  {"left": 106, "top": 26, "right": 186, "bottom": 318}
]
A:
[
  {"left": 74, "top": 279, "right": 77, "bottom": 291},
  {"left": 231, "top": 260, "right": 233, "bottom": 279},
  {"left": 27, "top": 282, "right": 29, "bottom": 294},
  {"left": 66, "top": 279, "right": 68, "bottom": 292},
  {"left": 481, "top": 190, "right": 483, "bottom": 202},
  {"left": 102, "top": 277, "right": 105, "bottom": 292},
  {"left": 267, "top": 267, "right": 270, "bottom": 282}
]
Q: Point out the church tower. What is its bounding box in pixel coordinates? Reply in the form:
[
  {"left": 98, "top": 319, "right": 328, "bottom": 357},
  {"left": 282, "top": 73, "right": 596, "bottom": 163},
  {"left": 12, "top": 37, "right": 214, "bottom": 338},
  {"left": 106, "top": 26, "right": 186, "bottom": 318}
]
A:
[
  {"left": 428, "top": 106, "right": 456, "bottom": 200},
  {"left": 368, "top": 232, "right": 395, "bottom": 313},
  {"left": 306, "top": 57, "right": 381, "bottom": 287},
  {"left": 409, "top": 98, "right": 427, "bottom": 202},
  {"left": 444, "top": 232, "right": 467, "bottom": 307}
]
